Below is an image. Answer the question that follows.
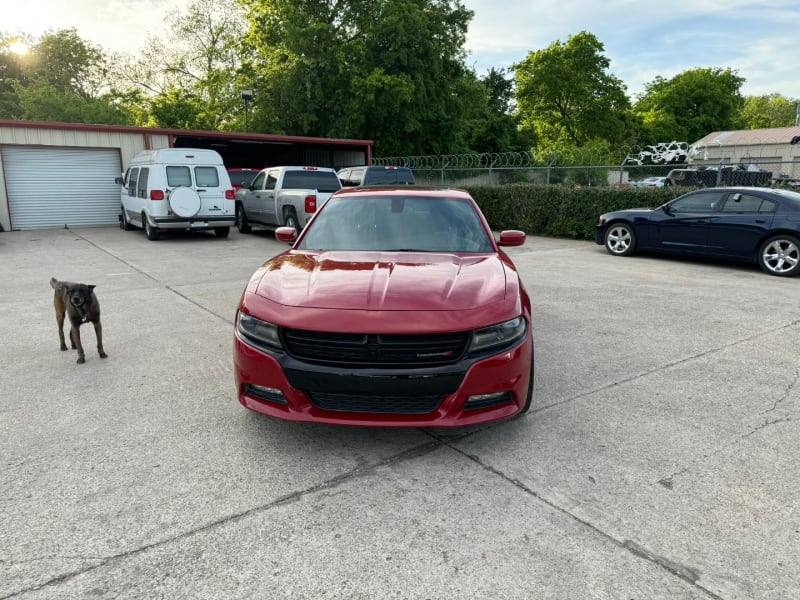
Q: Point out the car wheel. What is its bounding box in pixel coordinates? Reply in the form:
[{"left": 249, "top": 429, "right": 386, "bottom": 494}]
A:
[
  {"left": 144, "top": 215, "right": 160, "bottom": 241},
  {"left": 120, "top": 206, "right": 134, "bottom": 231},
  {"left": 284, "top": 210, "right": 301, "bottom": 235},
  {"left": 236, "top": 204, "right": 251, "bottom": 233},
  {"left": 758, "top": 235, "right": 800, "bottom": 276},
  {"left": 215, "top": 226, "right": 230, "bottom": 238},
  {"left": 604, "top": 222, "right": 636, "bottom": 256}
]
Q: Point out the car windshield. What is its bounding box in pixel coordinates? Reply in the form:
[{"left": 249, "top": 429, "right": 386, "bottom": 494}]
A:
[{"left": 298, "top": 195, "right": 495, "bottom": 253}]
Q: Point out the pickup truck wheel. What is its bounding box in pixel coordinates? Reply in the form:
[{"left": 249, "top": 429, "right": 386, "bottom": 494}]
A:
[
  {"left": 236, "top": 204, "right": 251, "bottom": 233},
  {"left": 214, "top": 226, "right": 230, "bottom": 238},
  {"left": 144, "top": 215, "right": 160, "bottom": 241},
  {"left": 284, "top": 210, "right": 301, "bottom": 235}
]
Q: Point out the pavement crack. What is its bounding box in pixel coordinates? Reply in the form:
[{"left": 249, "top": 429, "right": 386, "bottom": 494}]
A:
[
  {"left": 763, "top": 366, "right": 799, "bottom": 415},
  {"left": 538, "top": 318, "right": 800, "bottom": 415},
  {"left": 442, "top": 442, "right": 725, "bottom": 600},
  {"left": 0, "top": 440, "right": 441, "bottom": 600}
]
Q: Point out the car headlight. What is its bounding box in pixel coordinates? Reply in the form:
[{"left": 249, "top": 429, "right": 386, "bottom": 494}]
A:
[
  {"left": 237, "top": 311, "right": 283, "bottom": 349},
  {"left": 469, "top": 317, "right": 527, "bottom": 354}
]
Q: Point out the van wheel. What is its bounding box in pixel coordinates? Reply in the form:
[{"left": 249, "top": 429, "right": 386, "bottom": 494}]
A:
[
  {"left": 215, "top": 227, "right": 230, "bottom": 238},
  {"left": 236, "top": 205, "right": 251, "bottom": 233},
  {"left": 144, "top": 215, "right": 160, "bottom": 241},
  {"left": 284, "top": 210, "right": 301, "bottom": 235},
  {"left": 120, "top": 206, "right": 134, "bottom": 231}
]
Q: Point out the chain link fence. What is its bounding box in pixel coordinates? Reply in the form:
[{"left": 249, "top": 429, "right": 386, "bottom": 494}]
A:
[{"left": 373, "top": 139, "right": 800, "bottom": 189}]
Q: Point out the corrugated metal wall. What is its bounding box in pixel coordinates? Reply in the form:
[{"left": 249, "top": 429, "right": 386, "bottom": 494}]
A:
[{"left": 2, "top": 147, "right": 122, "bottom": 229}]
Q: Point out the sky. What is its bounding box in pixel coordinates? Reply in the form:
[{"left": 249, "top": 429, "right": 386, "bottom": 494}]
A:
[{"left": 2, "top": 0, "right": 800, "bottom": 100}]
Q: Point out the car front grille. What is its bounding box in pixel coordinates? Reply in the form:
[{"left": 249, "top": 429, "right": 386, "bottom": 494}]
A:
[
  {"left": 282, "top": 329, "right": 470, "bottom": 367},
  {"left": 308, "top": 392, "right": 443, "bottom": 414}
]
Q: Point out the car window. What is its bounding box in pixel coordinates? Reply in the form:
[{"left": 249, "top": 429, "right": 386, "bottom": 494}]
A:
[
  {"left": 166, "top": 166, "right": 192, "bottom": 188},
  {"left": 720, "top": 193, "right": 772, "bottom": 213},
  {"left": 250, "top": 172, "right": 266, "bottom": 190},
  {"left": 669, "top": 191, "right": 725, "bottom": 213},
  {"left": 128, "top": 168, "right": 139, "bottom": 197},
  {"left": 195, "top": 167, "right": 220, "bottom": 187},
  {"left": 229, "top": 171, "right": 256, "bottom": 186},
  {"left": 137, "top": 168, "right": 149, "bottom": 198},
  {"left": 299, "top": 195, "right": 493, "bottom": 253},
  {"left": 265, "top": 170, "right": 279, "bottom": 191},
  {"left": 282, "top": 170, "right": 342, "bottom": 193}
]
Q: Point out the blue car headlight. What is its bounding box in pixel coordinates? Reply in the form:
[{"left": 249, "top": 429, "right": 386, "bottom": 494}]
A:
[
  {"left": 237, "top": 311, "right": 283, "bottom": 350},
  {"left": 469, "top": 317, "right": 527, "bottom": 354}
]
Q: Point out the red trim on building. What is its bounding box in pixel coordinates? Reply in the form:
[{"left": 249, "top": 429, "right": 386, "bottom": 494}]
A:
[{"left": 0, "top": 119, "right": 374, "bottom": 149}]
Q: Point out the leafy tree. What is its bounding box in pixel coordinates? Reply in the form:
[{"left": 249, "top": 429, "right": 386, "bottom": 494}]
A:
[
  {"left": 239, "top": 0, "right": 476, "bottom": 155},
  {"left": 464, "top": 68, "right": 533, "bottom": 153},
  {"left": 112, "top": 0, "right": 247, "bottom": 130},
  {"left": 633, "top": 67, "right": 745, "bottom": 143},
  {"left": 736, "top": 93, "right": 798, "bottom": 129},
  {"left": 0, "top": 33, "right": 29, "bottom": 118},
  {"left": 513, "top": 31, "right": 632, "bottom": 150}
]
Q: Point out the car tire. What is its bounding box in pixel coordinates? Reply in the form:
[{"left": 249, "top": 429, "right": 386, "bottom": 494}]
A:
[
  {"left": 120, "top": 206, "right": 134, "bottom": 231},
  {"left": 604, "top": 222, "right": 636, "bottom": 256},
  {"left": 236, "top": 204, "right": 251, "bottom": 234},
  {"left": 144, "top": 215, "right": 160, "bottom": 241},
  {"left": 757, "top": 235, "right": 800, "bottom": 277},
  {"left": 284, "top": 210, "right": 301, "bottom": 235},
  {"left": 215, "top": 226, "right": 230, "bottom": 238}
]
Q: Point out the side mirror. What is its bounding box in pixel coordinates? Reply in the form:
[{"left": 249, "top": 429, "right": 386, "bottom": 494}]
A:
[
  {"left": 498, "top": 230, "right": 526, "bottom": 247},
  {"left": 275, "top": 227, "right": 297, "bottom": 244},
  {"left": 115, "top": 177, "right": 124, "bottom": 185}
]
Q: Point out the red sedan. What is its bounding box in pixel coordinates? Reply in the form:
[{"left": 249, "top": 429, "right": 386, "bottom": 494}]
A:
[{"left": 233, "top": 187, "right": 534, "bottom": 427}]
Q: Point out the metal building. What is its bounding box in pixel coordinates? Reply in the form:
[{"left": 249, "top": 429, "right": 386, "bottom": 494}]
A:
[{"left": 0, "top": 120, "right": 372, "bottom": 231}]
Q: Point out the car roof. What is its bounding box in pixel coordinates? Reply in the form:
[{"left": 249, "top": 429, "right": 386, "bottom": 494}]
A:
[{"left": 331, "top": 186, "right": 470, "bottom": 199}]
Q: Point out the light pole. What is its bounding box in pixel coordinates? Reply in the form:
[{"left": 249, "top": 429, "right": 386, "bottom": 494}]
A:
[{"left": 241, "top": 88, "right": 253, "bottom": 131}]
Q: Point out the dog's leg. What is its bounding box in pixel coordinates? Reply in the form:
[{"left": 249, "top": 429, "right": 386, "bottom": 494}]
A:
[
  {"left": 70, "top": 323, "right": 86, "bottom": 364},
  {"left": 55, "top": 300, "right": 68, "bottom": 352},
  {"left": 93, "top": 320, "right": 107, "bottom": 359}
]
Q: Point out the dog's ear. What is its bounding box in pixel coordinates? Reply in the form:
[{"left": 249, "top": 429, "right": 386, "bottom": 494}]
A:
[{"left": 88, "top": 285, "right": 96, "bottom": 293}]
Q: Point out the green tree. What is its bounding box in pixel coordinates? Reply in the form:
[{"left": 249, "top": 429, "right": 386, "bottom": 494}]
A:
[
  {"left": 4, "top": 29, "right": 132, "bottom": 124},
  {"left": 112, "top": 0, "right": 247, "bottom": 130},
  {"left": 633, "top": 67, "right": 745, "bottom": 143},
  {"left": 737, "top": 93, "right": 798, "bottom": 129},
  {"left": 513, "top": 31, "right": 632, "bottom": 150},
  {"left": 0, "top": 33, "right": 28, "bottom": 118},
  {"left": 239, "top": 0, "right": 476, "bottom": 155}
]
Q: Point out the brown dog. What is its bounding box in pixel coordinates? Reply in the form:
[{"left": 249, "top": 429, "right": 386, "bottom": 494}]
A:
[{"left": 50, "top": 277, "right": 107, "bottom": 364}]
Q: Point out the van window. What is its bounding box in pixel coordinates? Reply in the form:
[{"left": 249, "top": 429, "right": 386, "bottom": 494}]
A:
[
  {"left": 166, "top": 166, "right": 192, "bottom": 187},
  {"left": 128, "top": 168, "right": 139, "bottom": 197},
  {"left": 137, "top": 168, "right": 149, "bottom": 198},
  {"left": 195, "top": 166, "right": 220, "bottom": 187}
]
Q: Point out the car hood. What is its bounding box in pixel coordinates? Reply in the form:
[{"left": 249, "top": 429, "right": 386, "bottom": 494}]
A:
[{"left": 252, "top": 251, "right": 510, "bottom": 311}]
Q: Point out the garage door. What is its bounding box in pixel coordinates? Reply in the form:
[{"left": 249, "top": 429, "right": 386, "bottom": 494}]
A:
[{"left": 2, "top": 146, "right": 121, "bottom": 230}]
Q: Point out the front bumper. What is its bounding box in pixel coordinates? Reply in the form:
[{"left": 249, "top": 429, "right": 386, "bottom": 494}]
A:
[{"left": 233, "top": 330, "right": 533, "bottom": 428}]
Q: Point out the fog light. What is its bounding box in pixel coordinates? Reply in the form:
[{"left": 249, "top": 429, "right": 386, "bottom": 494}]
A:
[
  {"left": 464, "top": 391, "right": 513, "bottom": 410},
  {"left": 245, "top": 384, "right": 287, "bottom": 405}
]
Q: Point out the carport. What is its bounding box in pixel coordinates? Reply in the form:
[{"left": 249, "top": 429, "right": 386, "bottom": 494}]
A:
[{"left": 0, "top": 119, "right": 373, "bottom": 231}]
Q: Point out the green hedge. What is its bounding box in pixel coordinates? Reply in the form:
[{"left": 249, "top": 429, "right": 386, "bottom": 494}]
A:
[{"left": 465, "top": 184, "right": 685, "bottom": 240}]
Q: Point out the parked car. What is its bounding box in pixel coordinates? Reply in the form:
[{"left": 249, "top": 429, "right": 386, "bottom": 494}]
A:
[
  {"left": 118, "top": 148, "right": 235, "bottom": 240},
  {"left": 337, "top": 165, "right": 415, "bottom": 187},
  {"left": 596, "top": 186, "right": 800, "bottom": 276},
  {"left": 235, "top": 166, "right": 342, "bottom": 234},
  {"left": 233, "top": 187, "right": 534, "bottom": 427},
  {"left": 227, "top": 168, "right": 260, "bottom": 192},
  {"left": 639, "top": 176, "right": 668, "bottom": 188}
]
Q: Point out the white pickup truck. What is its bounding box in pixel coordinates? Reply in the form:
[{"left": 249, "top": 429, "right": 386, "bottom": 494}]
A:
[{"left": 234, "top": 166, "right": 342, "bottom": 234}]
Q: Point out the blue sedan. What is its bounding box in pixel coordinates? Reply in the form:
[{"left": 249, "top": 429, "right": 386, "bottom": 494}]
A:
[{"left": 595, "top": 187, "right": 800, "bottom": 276}]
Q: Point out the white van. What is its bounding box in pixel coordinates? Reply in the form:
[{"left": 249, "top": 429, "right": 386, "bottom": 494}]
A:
[{"left": 118, "top": 148, "right": 235, "bottom": 240}]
